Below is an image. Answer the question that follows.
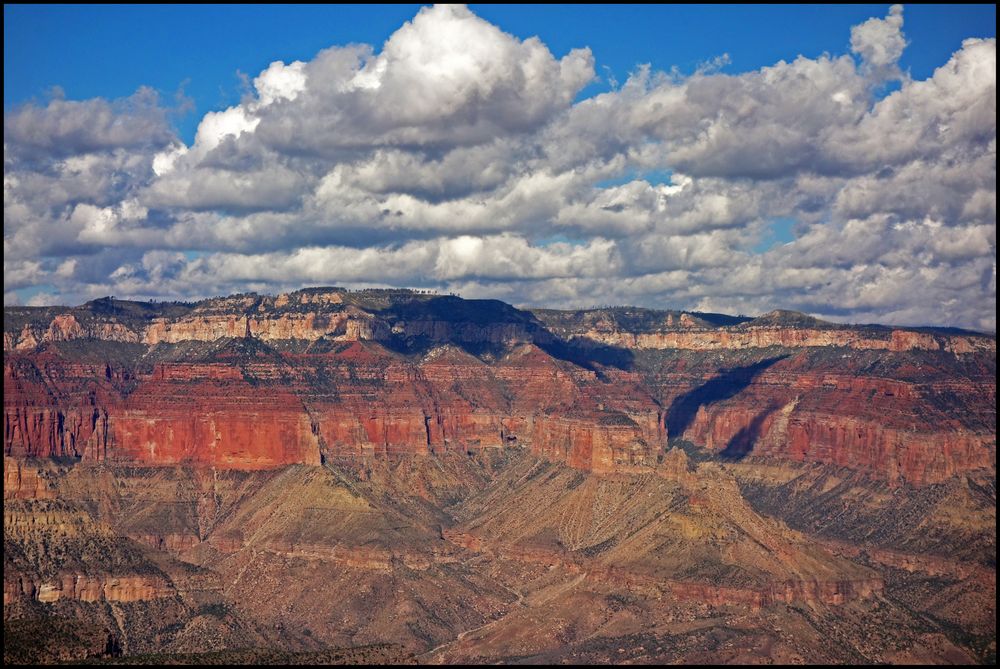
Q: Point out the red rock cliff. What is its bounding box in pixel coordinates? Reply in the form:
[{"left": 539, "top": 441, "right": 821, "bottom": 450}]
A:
[{"left": 3, "top": 291, "right": 995, "bottom": 483}]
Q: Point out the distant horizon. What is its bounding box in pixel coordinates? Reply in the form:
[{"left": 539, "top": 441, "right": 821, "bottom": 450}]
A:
[
  {"left": 4, "top": 283, "right": 996, "bottom": 336},
  {"left": 4, "top": 4, "right": 996, "bottom": 332}
]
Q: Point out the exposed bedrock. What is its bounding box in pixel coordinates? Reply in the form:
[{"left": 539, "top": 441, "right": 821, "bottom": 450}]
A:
[
  {"left": 3, "top": 290, "right": 995, "bottom": 484},
  {"left": 3, "top": 573, "right": 173, "bottom": 605}
]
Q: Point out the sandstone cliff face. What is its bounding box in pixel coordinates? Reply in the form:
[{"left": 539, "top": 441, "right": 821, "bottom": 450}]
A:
[
  {"left": 681, "top": 400, "right": 995, "bottom": 486},
  {"left": 663, "top": 357, "right": 996, "bottom": 485},
  {"left": 4, "top": 573, "right": 173, "bottom": 605},
  {"left": 4, "top": 290, "right": 545, "bottom": 352},
  {"left": 4, "top": 314, "right": 143, "bottom": 351},
  {"left": 575, "top": 325, "right": 997, "bottom": 354},
  {"left": 3, "top": 339, "right": 663, "bottom": 474},
  {"left": 6, "top": 290, "right": 993, "bottom": 355},
  {"left": 3, "top": 458, "right": 56, "bottom": 500},
  {"left": 4, "top": 355, "right": 322, "bottom": 469},
  {"left": 3, "top": 490, "right": 183, "bottom": 609},
  {"left": 108, "top": 362, "right": 321, "bottom": 469},
  {"left": 527, "top": 414, "right": 663, "bottom": 473},
  {"left": 142, "top": 308, "right": 392, "bottom": 346},
  {"left": 4, "top": 355, "right": 114, "bottom": 461},
  {"left": 3, "top": 290, "right": 995, "bottom": 484}
]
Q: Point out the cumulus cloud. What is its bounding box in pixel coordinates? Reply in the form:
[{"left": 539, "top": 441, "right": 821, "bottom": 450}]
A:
[
  {"left": 851, "top": 4, "right": 907, "bottom": 83},
  {"left": 345, "top": 4, "right": 594, "bottom": 135},
  {"left": 4, "top": 87, "right": 175, "bottom": 160},
  {"left": 3, "top": 4, "right": 996, "bottom": 331}
]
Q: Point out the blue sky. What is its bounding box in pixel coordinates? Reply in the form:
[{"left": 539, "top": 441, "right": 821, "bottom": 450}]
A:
[
  {"left": 5, "top": 4, "right": 994, "bottom": 144},
  {"left": 3, "top": 5, "right": 997, "bottom": 330}
]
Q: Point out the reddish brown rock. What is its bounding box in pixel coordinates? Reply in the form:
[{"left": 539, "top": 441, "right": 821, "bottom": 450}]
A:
[
  {"left": 672, "top": 363, "right": 995, "bottom": 485},
  {"left": 3, "top": 291, "right": 995, "bottom": 483},
  {"left": 110, "top": 366, "right": 321, "bottom": 469},
  {"left": 4, "top": 573, "right": 173, "bottom": 605},
  {"left": 3, "top": 457, "right": 55, "bottom": 500}
]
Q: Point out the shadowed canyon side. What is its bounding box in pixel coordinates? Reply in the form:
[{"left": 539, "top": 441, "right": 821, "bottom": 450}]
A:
[{"left": 3, "top": 288, "right": 996, "bottom": 664}]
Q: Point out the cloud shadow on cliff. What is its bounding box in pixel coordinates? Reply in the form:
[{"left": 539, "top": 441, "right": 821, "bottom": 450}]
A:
[
  {"left": 665, "top": 356, "right": 788, "bottom": 440},
  {"left": 372, "top": 295, "right": 636, "bottom": 371},
  {"left": 534, "top": 338, "right": 635, "bottom": 372},
  {"left": 718, "top": 405, "right": 780, "bottom": 461}
]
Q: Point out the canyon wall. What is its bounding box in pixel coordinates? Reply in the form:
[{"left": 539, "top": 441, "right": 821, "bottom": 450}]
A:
[
  {"left": 3, "top": 573, "right": 174, "bottom": 606},
  {"left": 3, "top": 290, "right": 995, "bottom": 484}
]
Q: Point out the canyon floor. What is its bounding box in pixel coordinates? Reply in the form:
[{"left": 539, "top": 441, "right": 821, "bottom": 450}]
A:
[
  {"left": 5, "top": 449, "right": 995, "bottom": 665},
  {"left": 4, "top": 289, "right": 996, "bottom": 664}
]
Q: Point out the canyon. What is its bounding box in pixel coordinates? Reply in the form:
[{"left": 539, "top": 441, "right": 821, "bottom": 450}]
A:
[{"left": 3, "top": 288, "right": 996, "bottom": 664}]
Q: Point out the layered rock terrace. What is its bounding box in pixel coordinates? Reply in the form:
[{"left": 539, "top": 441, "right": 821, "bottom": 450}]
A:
[{"left": 4, "top": 289, "right": 995, "bottom": 485}]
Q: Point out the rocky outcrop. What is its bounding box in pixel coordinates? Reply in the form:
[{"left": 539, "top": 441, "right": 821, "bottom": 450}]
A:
[
  {"left": 667, "top": 362, "right": 996, "bottom": 485},
  {"left": 3, "top": 457, "right": 56, "bottom": 500},
  {"left": 3, "top": 573, "right": 173, "bottom": 605},
  {"left": 4, "top": 315, "right": 142, "bottom": 351},
  {"left": 576, "top": 326, "right": 994, "bottom": 354},
  {"left": 143, "top": 308, "right": 393, "bottom": 346},
  {"left": 527, "top": 414, "right": 663, "bottom": 473},
  {"left": 3, "top": 341, "right": 664, "bottom": 473},
  {"left": 3, "top": 356, "right": 113, "bottom": 461},
  {"left": 586, "top": 565, "right": 883, "bottom": 610},
  {"left": 465, "top": 542, "right": 883, "bottom": 610},
  {"left": 6, "top": 291, "right": 993, "bottom": 355},
  {"left": 109, "top": 367, "right": 322, "bottom": 469},
  {"left": 3, "top": 290, "right": 995, "bottom": 483},
  {"left": 4, "top": 358, "right": 321, "bottom": 469}
]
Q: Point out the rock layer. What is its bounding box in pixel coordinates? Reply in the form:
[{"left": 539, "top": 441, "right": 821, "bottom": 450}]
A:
[{"left": 3, "top": 289, "right": 995, "bottom": 484}]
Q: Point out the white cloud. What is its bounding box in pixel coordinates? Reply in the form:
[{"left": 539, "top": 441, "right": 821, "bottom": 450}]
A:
[
  {"left": 254, "top": 60, "right": 308, "bottom": 105},
  {"left": 332, "top": 4, "right": 594, "bottom": 136},
  {"left": 3, "top": 258, "right": 44, "bottom": 289},
  {"left": 3, "top": 5, "right": 996, "bottom": 331},
  {"left": 851, "top": 4, "right": 907, "bottom": 82},
  {"left": 3, "top": 87, "right": 173, "bottom": 158},
  {"left": 192, "top": 106, "right": 261, "bottom": 155}
]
